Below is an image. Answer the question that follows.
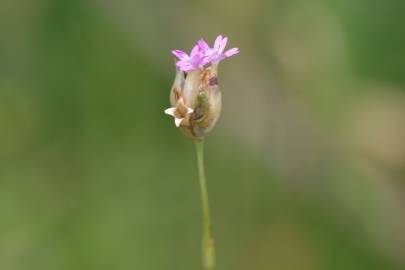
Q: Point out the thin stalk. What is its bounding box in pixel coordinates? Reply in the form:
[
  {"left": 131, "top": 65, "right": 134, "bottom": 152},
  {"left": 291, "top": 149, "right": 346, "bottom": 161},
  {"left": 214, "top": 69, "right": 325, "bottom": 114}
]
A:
[{"left": 195, "top": 141, "right": 215, "bottom": 270}]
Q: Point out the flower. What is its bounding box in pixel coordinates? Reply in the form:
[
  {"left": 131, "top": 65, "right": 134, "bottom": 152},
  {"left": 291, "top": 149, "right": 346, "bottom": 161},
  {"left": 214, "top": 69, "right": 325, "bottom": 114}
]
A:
[
  {"left": 166, "top": 35, "right": 238, "bottom": 140},
  {"left": 172, "top": 44, "right": 210, "bottom": 72},
  {"left": 206, "top": 35, "right": 239, "bottom": 64},
  {"left": 172, "top": 35, "right": 239, "bottom": 72}
]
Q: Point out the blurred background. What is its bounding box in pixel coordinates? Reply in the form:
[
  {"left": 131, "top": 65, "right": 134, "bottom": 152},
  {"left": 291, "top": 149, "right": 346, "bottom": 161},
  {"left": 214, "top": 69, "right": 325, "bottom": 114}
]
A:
[{"left": 1, "top": 0, "right": 405, "bottom": 269}]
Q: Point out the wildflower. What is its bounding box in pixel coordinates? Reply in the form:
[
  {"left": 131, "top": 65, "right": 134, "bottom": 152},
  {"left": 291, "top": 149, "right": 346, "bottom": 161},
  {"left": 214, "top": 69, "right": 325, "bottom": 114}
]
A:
[
  {"left": 206, "top": 35, "right": 240, "bottom": 64},
  {"left": 172, "top": 44, "right": 210, "bottom": 72},
  {"left": 165, "top": 35, "right": 239, "bottom": 141}
]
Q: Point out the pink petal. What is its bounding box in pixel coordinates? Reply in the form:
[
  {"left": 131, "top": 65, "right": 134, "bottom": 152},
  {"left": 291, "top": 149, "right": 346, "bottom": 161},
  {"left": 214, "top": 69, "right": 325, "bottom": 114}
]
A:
[
  {"left": 211, "top": 55, "right": 225, "bottom": 64},
  {"left": 190, "top": 44, "right": 200, "bottom": 58},
  {"left": 176, "top": 60, "right": 188, "bottom": 66},
  {"left": 176, "top": 61, "right": 191, "bottom": 68},
  {"left": 218, "top": 36, "right": 228, "bottom": 54},
  {"left": 204, "top": 48, "right": 215, "bottom": 57},
  {"left": 201, "top": 55, "right": 211, "bottom": 65},
  {"left": 214, "top": 35, "right": 224, "bottom": 51},
  {"left": 172, "top": 50, "right": 189, "bottom": 61},
  {"left": 176, "top": 61, "right": 195, "bottom": 71},
  {"left": 224, "top": 47, "right": 239, "bottom": 57},
  {"left": 197, "top": 38, "right": 210, "bottom": 52}
]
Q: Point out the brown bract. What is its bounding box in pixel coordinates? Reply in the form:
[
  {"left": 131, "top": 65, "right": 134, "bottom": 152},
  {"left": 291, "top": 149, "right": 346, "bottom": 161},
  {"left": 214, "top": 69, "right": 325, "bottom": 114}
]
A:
[{"left": 165, "top": 66, "right": 222, "bottom": 141}]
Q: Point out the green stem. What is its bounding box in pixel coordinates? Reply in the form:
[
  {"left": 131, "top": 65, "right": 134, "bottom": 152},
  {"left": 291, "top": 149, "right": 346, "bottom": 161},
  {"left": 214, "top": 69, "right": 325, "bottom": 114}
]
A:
[{"left": 195, "top": 141, "right": 215, "bottom": 270}]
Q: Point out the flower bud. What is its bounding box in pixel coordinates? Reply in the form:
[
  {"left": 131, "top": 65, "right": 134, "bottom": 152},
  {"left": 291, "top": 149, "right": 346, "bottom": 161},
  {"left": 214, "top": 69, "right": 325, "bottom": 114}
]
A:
[
  {"left": 165, "top": 35, "right": 239, "bottom": 141},
  {"left": 165, "top": 66, "right": 221, "bottom": 141}
]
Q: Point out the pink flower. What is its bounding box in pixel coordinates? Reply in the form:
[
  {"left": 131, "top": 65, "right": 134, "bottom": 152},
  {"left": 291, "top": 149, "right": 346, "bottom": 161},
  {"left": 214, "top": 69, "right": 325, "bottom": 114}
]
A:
[
  {"left": 197, "top": 38, "right": 210, "bottom": 52},
  {"left": 171, "top": 35, "right": 239, "bottom": 72},
  {"left": 172, "top": 43, "right": 210, "bottom": 72},
  {"left": 206, "top": 35, "right": 239, "bottom": 64}
]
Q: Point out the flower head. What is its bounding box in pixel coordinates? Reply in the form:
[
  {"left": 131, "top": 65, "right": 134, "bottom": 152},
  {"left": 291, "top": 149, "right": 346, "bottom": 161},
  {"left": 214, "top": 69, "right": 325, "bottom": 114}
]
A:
[
  {"left": 166, "top": 35, "right": 239, "bottom": 140},
  {"left": 206, "top": 35, "right": 239, "bottom": 64},
  {"left": 172, "top": 44, "right": 210, "bottom": 72},
  {"left": 172, "top": 35, "right": 239, "bottom": 72}
]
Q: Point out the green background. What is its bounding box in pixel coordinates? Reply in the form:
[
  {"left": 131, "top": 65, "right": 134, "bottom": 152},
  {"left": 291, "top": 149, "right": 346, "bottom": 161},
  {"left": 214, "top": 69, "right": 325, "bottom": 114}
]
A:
[{"left": 1, "top": 0, "right": 405, "bottom": 269}]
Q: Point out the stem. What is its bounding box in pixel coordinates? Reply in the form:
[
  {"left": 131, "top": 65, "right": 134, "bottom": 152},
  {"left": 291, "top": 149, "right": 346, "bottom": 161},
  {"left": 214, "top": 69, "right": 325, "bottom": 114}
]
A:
[{"left": 195, "top": 141, "right": 215, "bottom": 270}]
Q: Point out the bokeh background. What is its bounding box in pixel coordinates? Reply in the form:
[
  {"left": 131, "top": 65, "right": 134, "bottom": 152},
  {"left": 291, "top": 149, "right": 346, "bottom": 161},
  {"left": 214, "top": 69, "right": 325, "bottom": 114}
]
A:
[{"left": 1, "top": 0, "right": 405, "bottom": 269}]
